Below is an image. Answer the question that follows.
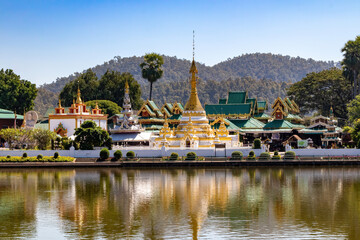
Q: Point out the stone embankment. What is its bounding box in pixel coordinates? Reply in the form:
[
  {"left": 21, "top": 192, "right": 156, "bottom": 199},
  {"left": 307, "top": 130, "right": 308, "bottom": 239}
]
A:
[{"left": 0, "top": 157, "right": 360, "bottom": 168}]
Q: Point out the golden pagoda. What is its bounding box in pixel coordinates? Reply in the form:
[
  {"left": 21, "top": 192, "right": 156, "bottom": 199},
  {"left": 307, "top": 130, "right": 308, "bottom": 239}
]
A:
[{"left": 152, "top": 57, "right": 237, "bottom": 148}]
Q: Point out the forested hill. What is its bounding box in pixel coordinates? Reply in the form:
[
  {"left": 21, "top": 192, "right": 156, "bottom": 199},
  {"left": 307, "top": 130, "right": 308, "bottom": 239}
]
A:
[
  {"left": 42, "top": 53, "right": 337, "bottom": 93},
  {"left": 36, "top": 53, "right": 337, "bottom": 115}
]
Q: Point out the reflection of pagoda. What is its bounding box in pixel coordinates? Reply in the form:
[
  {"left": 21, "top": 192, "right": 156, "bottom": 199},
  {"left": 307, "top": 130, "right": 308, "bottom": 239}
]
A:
[
  {"left": 151, "top": 56, "right": 238, "bottom": 148},
  {"left": 110, "top": 81, "right": 151, "bottom": 146}
]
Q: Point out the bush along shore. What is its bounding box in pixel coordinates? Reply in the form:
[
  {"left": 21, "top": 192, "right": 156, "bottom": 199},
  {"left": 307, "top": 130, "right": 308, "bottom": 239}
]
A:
[{"left": 0, "top": 154, "right": 74, "bottom": 162}]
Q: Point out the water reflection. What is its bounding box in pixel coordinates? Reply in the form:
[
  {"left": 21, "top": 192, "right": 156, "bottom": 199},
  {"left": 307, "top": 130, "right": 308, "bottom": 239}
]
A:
[{"left": 0, "top": 167, "right": 359, "bottom": 239}]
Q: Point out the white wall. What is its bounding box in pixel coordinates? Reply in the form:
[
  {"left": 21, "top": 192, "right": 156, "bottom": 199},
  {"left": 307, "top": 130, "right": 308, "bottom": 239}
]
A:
[
  {"left": 0, "top": 147, "right": 263, "bottom": 158},
  {"left": 293, "top": 148, "right": 360, "bottom": 157},
  {"left": 50, "top": 118, "right": 76, "bottom": 136}
]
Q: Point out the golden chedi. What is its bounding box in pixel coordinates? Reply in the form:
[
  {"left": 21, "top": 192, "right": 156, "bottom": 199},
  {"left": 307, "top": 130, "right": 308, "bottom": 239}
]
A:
[{"left": 152, "top": 58, "right": 238, "bottom": 148}]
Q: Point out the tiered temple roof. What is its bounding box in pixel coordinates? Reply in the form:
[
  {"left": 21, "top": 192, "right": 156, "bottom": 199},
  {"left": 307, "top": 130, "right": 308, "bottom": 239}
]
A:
[{"left": 205, "top": 91, "right": 267, "bottom": 119}]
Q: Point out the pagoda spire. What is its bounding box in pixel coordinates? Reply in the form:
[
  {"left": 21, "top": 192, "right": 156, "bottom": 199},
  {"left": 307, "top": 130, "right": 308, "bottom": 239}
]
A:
[
  {"left": 76, "top": 86, "right": 82, "bottom": 104},
  {"left": 184, "top": 31, "right": 205, "bottom": 112},
  {"left": 125, "top": 80, "right": 130, "bottom": 94}
]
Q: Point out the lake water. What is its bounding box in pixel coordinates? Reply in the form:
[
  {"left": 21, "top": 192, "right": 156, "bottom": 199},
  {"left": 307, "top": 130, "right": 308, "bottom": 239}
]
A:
[{"left": 0, "top": 167, "right": 359, "bottom": 239}]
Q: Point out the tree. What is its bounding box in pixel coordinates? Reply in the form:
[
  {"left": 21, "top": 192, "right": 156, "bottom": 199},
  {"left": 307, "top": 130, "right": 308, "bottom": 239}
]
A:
[
  {"left": 347, "top": 94, "right": 360, "bottom": 124},
  {"left": 32, "top": 128, "right": 57, "bottom": 150},
  {"left": 0, "top": 69, "right": 37, "bottom": 114},
  {"left": 98, "top": 70, "right": 142, "bottom": 109},
  {"left": 59, "top": 69, "right": 99, "bottom": 106},
  {"left": 287, "top": 68, "right": 351, "bottom": 119},
  {"left": 140, "top": 53, "right": 164, "bottom": 100},
  {"left": 74, "top": 120, "right": 111, "bottom": 150},
  {"left": 85, "top": 100, "right": 122, "bottom": 117},
  {"left": 0, "top": 128, "right": 20, "bottom": 149},
  {"left": 341, "top": 36, "right": 360, "bottom": 98},
  {"left": 348, "top": 119, "right": 360, "bottom": 148}
]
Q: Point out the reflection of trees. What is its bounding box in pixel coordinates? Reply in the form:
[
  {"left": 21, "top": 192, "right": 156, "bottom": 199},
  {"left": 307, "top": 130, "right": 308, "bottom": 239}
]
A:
[
  {"left": 0, "top": 169, "right": 75, "bottom": 239},
  {"left": 0, "top": 167, "right": 360, "bottom": 239}
]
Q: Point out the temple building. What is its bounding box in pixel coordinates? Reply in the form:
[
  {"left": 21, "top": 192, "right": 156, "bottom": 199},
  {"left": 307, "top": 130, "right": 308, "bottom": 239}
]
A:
[
  {"left": 299, "top": 108, "right": 342, "bottom": 147},
  {"left": 48, "top": 88, "right": 108, "bottom": 137},
  {"left": 109, "top": 81, "right": 151, "bottom": 146},
  {"left": 205, "top": 91, "right": 270, "bottom": 122},
  {"left": 151, "top": 57, "right": 238, "bottom": 148},
  {"left": 137, "top": 100, "right": 164, "bottom": 131},
  {"left": 0, "top": 108, "right": 23, "bottom": 130}
]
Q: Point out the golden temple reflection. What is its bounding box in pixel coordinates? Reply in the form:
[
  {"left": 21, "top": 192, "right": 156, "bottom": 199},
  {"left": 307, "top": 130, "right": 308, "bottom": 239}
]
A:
[{"left": 0, "top": 168, "right": 359, "bottom": 239}]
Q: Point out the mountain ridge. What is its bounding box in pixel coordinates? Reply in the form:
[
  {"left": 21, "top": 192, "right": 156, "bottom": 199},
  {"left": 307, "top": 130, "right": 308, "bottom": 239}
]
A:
[{"left": 35, "top": 53, "right": 338, "bottom": 116}]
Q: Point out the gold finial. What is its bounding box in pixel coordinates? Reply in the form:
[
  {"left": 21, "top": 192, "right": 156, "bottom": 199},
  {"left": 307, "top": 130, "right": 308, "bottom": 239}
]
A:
[
  {"left": 183, "top": 30, "right": 204, "bottom": 112},
  {"left": 164, "top": 115, "right": 169, "bottom": 128},
  {"left": 58, "top": 99, "right": 62, "bottom": 108},
  {"left": 125, "top": 80, "right": 129, "bottom": 94},
  {"left": 193, "top": 30, "right": 195, "bottom": 59},
  {"left": 76, "top": 87, "right": 82, "bottom": 104},
  {"left": 95, "top": 101, "right": 99, "bottom": 109},
  {"left": 21, "top": 109, "right": 26, "bottom": 128}
]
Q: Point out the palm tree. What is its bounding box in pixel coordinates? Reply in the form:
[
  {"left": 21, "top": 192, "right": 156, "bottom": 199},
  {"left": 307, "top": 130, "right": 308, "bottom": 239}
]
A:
[
  {"left": 139, "top": 53, "right": 164, "bottom": 100},
  {"left": 341, "top": 36, "right": 360, "bottom": 98}
]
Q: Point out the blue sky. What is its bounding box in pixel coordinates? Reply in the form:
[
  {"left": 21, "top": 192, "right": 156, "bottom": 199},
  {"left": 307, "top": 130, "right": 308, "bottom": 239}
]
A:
[{"left": 1, "top": 0, "right": 359, "bottom": 86}]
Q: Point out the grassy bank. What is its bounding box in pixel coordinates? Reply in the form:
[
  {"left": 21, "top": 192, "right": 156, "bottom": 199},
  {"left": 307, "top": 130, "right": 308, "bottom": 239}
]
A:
[{"left": 0, "top": 156, "right": 75, "bottom": 162}]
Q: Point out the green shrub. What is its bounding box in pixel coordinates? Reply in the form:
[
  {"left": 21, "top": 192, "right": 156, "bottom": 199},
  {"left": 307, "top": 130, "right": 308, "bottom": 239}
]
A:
[
  {"left": 283, "top": 151, "right": 296, "bottom": 160},
  {"left": 185, "top": 152, "right": 197, "bottom": 161},
  {"left": 54, "top": 152, "right": 59, "bottom": 159},
  {"left": 126, "top": 151, "right": 135, "bottom": 158},
  {"left": 231, "top": 151, "right": 243, "bottom": 160},
  {"left": 259, "top": 152, "right": 270, "bottom": 160},
  {"left": 100, "top": 148, "right": 110, "bottom": 160},
  {"left": 247, "top": 151, "right": 256, "bottom": 161},
  {"left": 37, "top": 154, "right": 43, "bottom": 160},
  {"left": 169, "top": 152, "right": 179, "bottom": 161},
  {"left": 22, "top": 153, "right": 28, "bottom": 158},
  {"left": 253, "top": 138, "right": 261, "bottom": 149},
  {"left": 272, "top": 151, "right": 281, "bottom": 160},
  {"left": 114, "top": 150, "right": 122, "bottom": 160}
]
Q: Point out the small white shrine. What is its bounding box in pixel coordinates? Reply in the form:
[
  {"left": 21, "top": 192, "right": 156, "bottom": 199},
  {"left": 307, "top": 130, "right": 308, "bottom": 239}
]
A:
[{"left": 48, "top": 88, "right": 108, "bottom": 137}]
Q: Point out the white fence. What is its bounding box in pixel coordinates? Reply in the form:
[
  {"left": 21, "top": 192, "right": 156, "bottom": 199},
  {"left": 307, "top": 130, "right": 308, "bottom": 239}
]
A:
[
  {"left": 0, "top": 147, "right": 263, "bottom": 158},
  {"left": 293, "top": 148, "right": 360, "bottom": 157}
]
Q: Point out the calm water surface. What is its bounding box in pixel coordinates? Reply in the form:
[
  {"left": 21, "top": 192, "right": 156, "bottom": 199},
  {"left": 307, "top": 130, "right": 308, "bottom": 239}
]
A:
[{"left": 0, "top": 167, "right": 359, "bottom": 239}]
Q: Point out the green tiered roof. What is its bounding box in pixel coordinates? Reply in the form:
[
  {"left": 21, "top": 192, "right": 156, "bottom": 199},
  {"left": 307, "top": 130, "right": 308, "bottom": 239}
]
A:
[
  {"left": 254, "top": 112, "right": 271, "bottom": 119},
  {"left": 257, "top": 101, "right": 268, "bottom": 111},
  {"left": 0, "top": 108, "right": 24, "bottom": 119},
  {"left": 205, "top": 104, "right": 252, "bottom": 115},
  {"left": 218, "top": 98, "right": 227, "bottom": 104},
  {"left": 230, "top": 118, "right": 265, "bottom": 129},
  {"left": 148, "top": 100, "right": 163, "bottom": 117},
  {"left": 162, "top": 107, "right": 171, "bottom": 117},
  {"left": 227, "top": 91, "right": 247, "bottom": 104},
  {"left": 177, "top": 103, "right": 184, "bottom": 111},
  {"left": 169, "top": 114, "right": 182, "bottom": 120},
  {"left": 246, "top": 98, "right": 257, "bottom": 112},
  {"left": 263, "top": 119, "right": 294, "bottom": 129},
  {"left": 210, "top": 119, "right": 241, "bottom": 131},
  {"left": 285, "top": 113, "right": 302, "bottom": 120}
]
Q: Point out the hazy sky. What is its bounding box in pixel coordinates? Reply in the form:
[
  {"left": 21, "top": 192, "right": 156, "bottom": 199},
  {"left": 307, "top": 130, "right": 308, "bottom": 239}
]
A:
[{"left": 1, "top": 0, "right": 359, "bottom": 86}]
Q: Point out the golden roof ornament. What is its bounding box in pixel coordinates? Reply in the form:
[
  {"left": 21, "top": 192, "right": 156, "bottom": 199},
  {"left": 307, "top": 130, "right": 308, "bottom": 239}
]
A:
[
  {"left": 21, "top": 110, "right": 26, "bottom": 128},
  {"left": 125, "top": 80, "right": 129, "bottom": 94},
  {"left": 58, "top": 99, "right": 62, "bottom": 108},
  {"left": 184, "top": 31, "right": 205, "bottom": 112},
  {"left": 76, "top": 87, "right": 82, "bottom": 104}
]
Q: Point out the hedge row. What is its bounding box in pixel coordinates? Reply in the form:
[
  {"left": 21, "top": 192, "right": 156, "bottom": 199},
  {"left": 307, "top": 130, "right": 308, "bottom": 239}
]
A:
[{"left": 0, "top": 156, "right": 75, "bottom": 162}]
